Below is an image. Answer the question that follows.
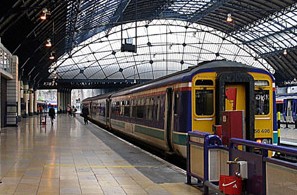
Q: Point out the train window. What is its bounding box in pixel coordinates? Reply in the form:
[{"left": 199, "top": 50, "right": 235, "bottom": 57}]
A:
[
  {"left": 195, "top": 90, "right": 214, "bottom": 115},
  {"left": 132, "top": 100, "right": 137, "bottom": 118},
  {"left": 174, "top": 93, "right": 179, "bottom": 114},
  {"left": 120, "top": 101, "right": 125, "bottom": 116},
  {"left": 146, "top": 98, "right": 153, "bottom": 120},
  {"left": 195, "top": 80, "right": 213, "bottom": 86},
  {"left": 255, "top": 90, "right": 269, "bottom": 115},
  {"left": 99, "top": 103, "right": 105, "bottom": 116},
  {"left": 137, "top": 98, "right": 145, "bottom": 118},
  {"left": 124, "top": 100, "right": 130, "bottom": 117},
  {"left": 111, "top": 101, "right": 121, "bottom": 116}
]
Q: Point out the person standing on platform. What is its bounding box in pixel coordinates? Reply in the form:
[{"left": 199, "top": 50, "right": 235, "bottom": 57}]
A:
[
  {"left": 48, "top": 105, "right": 55, "bottom": 125},
  {"left": 39, "top": 105, "right": 43, "bottom": 114},
  {"left": 82, "top": 106, "right": 89, "bottom": 124},
  {"left": 72, "top": 106, "right": 77, "bottom": 117},
  {"left": 67, "top": 104, "right": 71, "bottom": 116}
]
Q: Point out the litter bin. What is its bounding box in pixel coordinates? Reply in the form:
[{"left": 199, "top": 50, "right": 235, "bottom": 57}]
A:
[{"left": 219, "top": 175, "right": 242, "bottom": 195}]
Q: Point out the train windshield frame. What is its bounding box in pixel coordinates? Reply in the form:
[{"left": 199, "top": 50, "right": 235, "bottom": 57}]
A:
[
  {"left": 254, "top": 80, "right": 270, "bottom": 115},
  {"left": 195, "top": 90, "right": 214, "bottom": 115},
  {"left": 194, "top": 79, "right": 214, "bottom": 116}
]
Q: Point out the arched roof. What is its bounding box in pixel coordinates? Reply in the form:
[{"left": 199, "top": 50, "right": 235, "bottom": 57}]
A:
[{"left": 0, "top": 0, "right": 296, "bottom": 89}]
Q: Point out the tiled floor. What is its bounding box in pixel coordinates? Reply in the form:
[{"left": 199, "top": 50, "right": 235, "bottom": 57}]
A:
[
  {"left": 0, "top": 114, "right": 202, "bottom": 195},
  {"left": 280, "top": 124, "right": 297, "bottom": 146}
]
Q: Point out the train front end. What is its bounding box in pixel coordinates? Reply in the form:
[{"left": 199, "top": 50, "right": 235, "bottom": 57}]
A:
[{"left": 190, "top": 61, "right": 275, "bottom": 147}]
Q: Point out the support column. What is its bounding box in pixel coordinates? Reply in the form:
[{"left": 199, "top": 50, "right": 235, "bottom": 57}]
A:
[
  {"left": 60, "top": 91, "right": 64, "bottom": 113},
  {"left": 0, "top": 74, "right": 1, "bottom": 127},
  {"left": 67, "top": 90, "right": 72, "bottom": 108},
  {"left": 29, "top": 87, "right": 34, "bottom": 116},
  {"left": 34, "top": 90, "right": 38, "bottom": 114},
  {"left": 18, "top": 80, "right": 22, "bottom": 119},
  {"left": 23, "top": 83, "right": 29, "bottom": 117},
  {"left": 57, "top": 91, "right": 61, "bottom": 113}
]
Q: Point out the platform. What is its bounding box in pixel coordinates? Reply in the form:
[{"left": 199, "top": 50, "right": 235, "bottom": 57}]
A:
[
  {"left": 0, "top": 114, "right": 202, "bottom": 195},
  {"left": 280, "top": 124, "right": 297, "bottom": 147}
]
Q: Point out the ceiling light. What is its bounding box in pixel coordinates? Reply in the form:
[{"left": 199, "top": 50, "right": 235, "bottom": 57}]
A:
[
  {"left": 40, "top": 8, "right": 50, "bottom": 20},
  {"left": 49, "top": 52, "right": 55, "bottom": 60},
  {"left": 45, "top": 38, "right": 52, "bottom": 47},
  {"left": 226, "top": 13, "right": 233, "bottom": 23},
  {"left": 283, "top": 49, "right": 288, "bottom": 55}
]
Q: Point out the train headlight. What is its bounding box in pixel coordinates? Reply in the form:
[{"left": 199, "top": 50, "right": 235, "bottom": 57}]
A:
[{"left": 262, "top": 139, "right": 269, "bottom": 144}]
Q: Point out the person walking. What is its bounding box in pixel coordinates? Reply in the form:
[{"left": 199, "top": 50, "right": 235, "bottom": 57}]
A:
[
  {"left": 72, "top": 106, "right": 77, "bottom": 117},
  {"left": 48, "top": 105, "right": 55, "bottom": 125},
  {"left": 82, "top": 106, "right": 89, "bottom": 124}
]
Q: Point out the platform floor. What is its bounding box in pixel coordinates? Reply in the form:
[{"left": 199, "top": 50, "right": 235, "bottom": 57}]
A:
[
  {"left": 0, "top": 114, "right": 202, "bottom": 195},
  {"left": 280, "top": 124, "right": 297, "bottom": 147}
]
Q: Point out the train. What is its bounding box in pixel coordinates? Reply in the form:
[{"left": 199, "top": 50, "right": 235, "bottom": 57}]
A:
[
  {"left": 276, "top": 95, "right": 297, "bottom": 123},
  {"left": 82, "top": 60, "right": 276, "bottom": 158}
]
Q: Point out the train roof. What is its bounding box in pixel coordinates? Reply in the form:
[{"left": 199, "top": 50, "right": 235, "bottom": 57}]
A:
[
  {"left": 82, "top": 60, "right": 274, "bottom": 102},
  {"left": 111, "top": 60, "right": 273, "bottom": 97}
]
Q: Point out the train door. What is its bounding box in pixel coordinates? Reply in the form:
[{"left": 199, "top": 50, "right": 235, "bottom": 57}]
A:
[
  {"left": 106, "top": 99, "right": 111, "bottom": 128},
  {"left": 165, "top": 88, "right": 174, "bottom": 151},
  {"left": 217, "top": 72, "right": 255, "bottom": 141}
]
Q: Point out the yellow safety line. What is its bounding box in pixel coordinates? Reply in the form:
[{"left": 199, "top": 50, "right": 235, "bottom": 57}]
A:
[{"left": 44, "top": 164, "right": 156, "bottom": 168}]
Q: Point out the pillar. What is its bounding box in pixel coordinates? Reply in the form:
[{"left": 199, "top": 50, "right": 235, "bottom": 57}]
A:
[
  {"left": 23, "top": 83, "right": 29, "bottom": 117},
  {"left": 18, "top": 80, "right": 22, "bottom": 118},
  {"left": 34, "top": 90, "right": 38, "bottom": 114},
  {"left": 29, "top": 87, "right": 34, "bottom": 116},
  {"left": 57, "top": 91, "right": 61, "bottom": 113}
]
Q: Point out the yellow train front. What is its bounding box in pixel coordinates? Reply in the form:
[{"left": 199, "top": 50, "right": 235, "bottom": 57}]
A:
[{"left": 83, "top": 60, "right": 275, "bottom": 158}]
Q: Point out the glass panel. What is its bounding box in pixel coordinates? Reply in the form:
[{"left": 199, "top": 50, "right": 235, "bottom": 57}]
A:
[
  {"left": 255, "top": 90, "right": 269, "bottom": 115},
  {"left": 195, "top": 90, "right": 213, "bottom": 115}
]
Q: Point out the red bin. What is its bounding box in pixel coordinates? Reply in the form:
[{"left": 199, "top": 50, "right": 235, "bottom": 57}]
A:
[{"left": 219, "top": 175, "right": 242, "bottom": 195}]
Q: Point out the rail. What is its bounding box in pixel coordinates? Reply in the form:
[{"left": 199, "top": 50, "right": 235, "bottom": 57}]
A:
[
  {"left": 186, "top": 131, "right": 228, "bottom": 194},
  {"left": 187, "top": 132, "right": 297, "bottom": 195}
]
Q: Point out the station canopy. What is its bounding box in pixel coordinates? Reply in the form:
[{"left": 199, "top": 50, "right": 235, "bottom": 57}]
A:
[
  {"left": 49, "top": 20, "right": 273, "bottom": 86},
  {"left": 0, "top": 0, "right": 296, "bottom": 89}
]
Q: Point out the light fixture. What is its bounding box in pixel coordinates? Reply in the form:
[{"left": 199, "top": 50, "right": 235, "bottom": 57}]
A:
[
  {"left": 40, "top": 8, "right": 50, "bottom": 20},
  {"left": 49, "top": 52, "right": 55, "bottom": 60},
  {"left": 226, "top": 13, "right": 233, "bottom": 23},
  {"left": 45, "top": 38, "right": 52, "bottom": 47},
  {"left": 283, "top": 49, "right": 288, "bottom": 55}
]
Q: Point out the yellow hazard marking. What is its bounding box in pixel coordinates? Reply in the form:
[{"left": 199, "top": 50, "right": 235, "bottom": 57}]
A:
[{"left": 44, "top": 164, "right": 156, "bottom": 168}]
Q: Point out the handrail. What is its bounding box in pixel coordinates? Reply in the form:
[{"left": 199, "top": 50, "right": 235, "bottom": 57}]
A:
[{"left": 230, "top": 138, "right": 297, "bottom": 156}]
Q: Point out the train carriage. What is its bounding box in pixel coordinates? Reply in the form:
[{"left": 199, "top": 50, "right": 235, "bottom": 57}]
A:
[{"left": 82, "top": 60, "right": 275, "bottom": 158}]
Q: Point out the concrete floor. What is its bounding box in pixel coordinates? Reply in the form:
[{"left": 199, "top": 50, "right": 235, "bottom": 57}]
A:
[{"left": 0, "top": 114, "right": 202, "bottom": 195}]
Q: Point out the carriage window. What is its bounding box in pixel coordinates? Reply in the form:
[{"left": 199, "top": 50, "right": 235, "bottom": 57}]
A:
[
  {"left": 255, "top": 90, "right": 269, "bottom": 115},
  {"left": 111, "top": 101, "right": 120, "bottom": 116},
  {"left": 146, "top": 98, "right": 153, "bottom": 120},
  {"left": 174, "top": 93, "right": 179, "bottom": 114},
  {"left": 99, "top": 103, "right": 106, "bottom": 116},
  {"left": 195, "top": 90, "right": 213, "bottom": 115},
  {"left": 137, "top": 99, "right": 145, "bottom": 118},
  {"left": 124, "top": 100, "right": 130, "bottom": 117},
  {"left": 132, "top": 100, "right": 137, "bottom": 118},
  {"left": 152, "top": 96, "right": 160, "bottom": 121}
]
